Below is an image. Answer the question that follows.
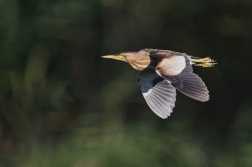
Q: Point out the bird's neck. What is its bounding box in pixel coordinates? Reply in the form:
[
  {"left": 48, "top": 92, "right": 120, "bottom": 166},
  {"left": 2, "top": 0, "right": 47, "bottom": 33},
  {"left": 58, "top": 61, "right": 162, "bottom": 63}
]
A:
[{"left": 130, "top": 56, "right": 158, "bottom": 71}]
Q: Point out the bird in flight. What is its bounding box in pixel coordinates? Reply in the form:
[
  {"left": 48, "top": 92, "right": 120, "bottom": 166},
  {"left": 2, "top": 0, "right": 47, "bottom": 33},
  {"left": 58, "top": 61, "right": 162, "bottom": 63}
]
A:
[{"left": 102, "top": 49, "right": 216, "bottom": 119}]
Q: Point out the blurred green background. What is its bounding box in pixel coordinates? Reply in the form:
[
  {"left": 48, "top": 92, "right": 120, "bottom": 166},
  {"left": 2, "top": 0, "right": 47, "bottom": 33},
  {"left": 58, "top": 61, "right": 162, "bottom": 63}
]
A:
[{"left": 0, "top": 0, "right": 252, "bottom": 166}]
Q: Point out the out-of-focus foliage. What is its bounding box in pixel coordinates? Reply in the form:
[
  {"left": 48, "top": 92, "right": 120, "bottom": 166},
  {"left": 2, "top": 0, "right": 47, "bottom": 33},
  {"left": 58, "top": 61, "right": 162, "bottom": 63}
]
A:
[{"left": 0, "top": 0, "right": 252, "bottom": 166}]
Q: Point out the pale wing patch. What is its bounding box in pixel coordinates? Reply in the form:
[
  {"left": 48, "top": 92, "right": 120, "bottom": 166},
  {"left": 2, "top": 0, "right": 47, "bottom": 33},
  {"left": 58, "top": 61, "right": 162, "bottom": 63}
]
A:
[
  {"left": 156, "top": 56, "right": 186, "bottom": 76},
  {"left": 162, "top": 56, "right": 210, "bottom": 102}
]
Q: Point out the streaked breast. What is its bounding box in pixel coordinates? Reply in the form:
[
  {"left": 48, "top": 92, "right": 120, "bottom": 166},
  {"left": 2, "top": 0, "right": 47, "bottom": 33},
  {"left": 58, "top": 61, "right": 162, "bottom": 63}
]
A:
[{"left": 131, "top": 56, "right": 158, "bottom": 71}]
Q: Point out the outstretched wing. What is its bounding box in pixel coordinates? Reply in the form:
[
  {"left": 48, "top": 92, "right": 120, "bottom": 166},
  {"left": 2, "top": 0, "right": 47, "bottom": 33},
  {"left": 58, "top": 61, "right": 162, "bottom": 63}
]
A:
[
  {"left": 150, "top": 50, "right": 209, "bottom": 102},
  {"left": 137, "top": 71, "right": 176, "bottom": 119}
]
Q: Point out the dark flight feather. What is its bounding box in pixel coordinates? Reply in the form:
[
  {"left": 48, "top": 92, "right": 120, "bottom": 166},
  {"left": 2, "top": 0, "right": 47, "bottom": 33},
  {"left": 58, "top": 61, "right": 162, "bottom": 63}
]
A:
[
  {"left": 149, "top": 51, "right": 210, "bottom": 102},
  {"left": 137, "top": 71, "right": 176, "bottom": 119}
]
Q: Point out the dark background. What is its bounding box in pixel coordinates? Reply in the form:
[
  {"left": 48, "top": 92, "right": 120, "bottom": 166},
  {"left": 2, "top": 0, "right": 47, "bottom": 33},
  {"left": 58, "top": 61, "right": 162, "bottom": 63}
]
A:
[{"left": 0, "top": 0, "right": 252, "bottom": 166}]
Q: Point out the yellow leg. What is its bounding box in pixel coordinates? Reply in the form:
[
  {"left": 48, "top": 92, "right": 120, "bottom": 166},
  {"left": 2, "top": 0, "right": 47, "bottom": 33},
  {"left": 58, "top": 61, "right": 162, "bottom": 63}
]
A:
[
  {"left": 190, "top": 57, "right": 214, "bottom": 63},
  {"left": 193, "top": 62, "right": 217, "bottom": 67},
  {"left": 190, "top": 57, "right": 217, "bottom": 67}
]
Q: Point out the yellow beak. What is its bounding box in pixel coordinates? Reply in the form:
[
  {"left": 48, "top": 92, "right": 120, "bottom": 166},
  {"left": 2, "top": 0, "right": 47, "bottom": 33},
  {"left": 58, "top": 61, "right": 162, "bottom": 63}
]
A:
[{"left": 102, "top": 55, "right": 125, "bottom": 61}]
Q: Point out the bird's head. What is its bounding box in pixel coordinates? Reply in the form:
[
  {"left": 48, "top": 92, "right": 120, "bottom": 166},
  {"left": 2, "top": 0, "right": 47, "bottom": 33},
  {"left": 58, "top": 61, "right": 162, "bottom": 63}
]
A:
[
  {"left": 102, "top": 50, "right": 152, "bottom": 70},
  {"left": 102, "top": 52, "right": 138, "bottom": 63}
]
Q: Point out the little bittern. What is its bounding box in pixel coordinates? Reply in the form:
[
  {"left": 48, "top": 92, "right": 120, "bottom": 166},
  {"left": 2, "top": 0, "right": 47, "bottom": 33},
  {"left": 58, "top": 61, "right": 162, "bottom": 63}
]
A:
[{"left": 102, "top": 49, "right": 216, "bottom": 119}]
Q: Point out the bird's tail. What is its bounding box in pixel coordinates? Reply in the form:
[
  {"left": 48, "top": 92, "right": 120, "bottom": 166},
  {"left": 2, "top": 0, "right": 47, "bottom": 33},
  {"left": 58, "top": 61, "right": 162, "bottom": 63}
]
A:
[{"left": 188, "top": 56, "right": 217, "bottom": 67}]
